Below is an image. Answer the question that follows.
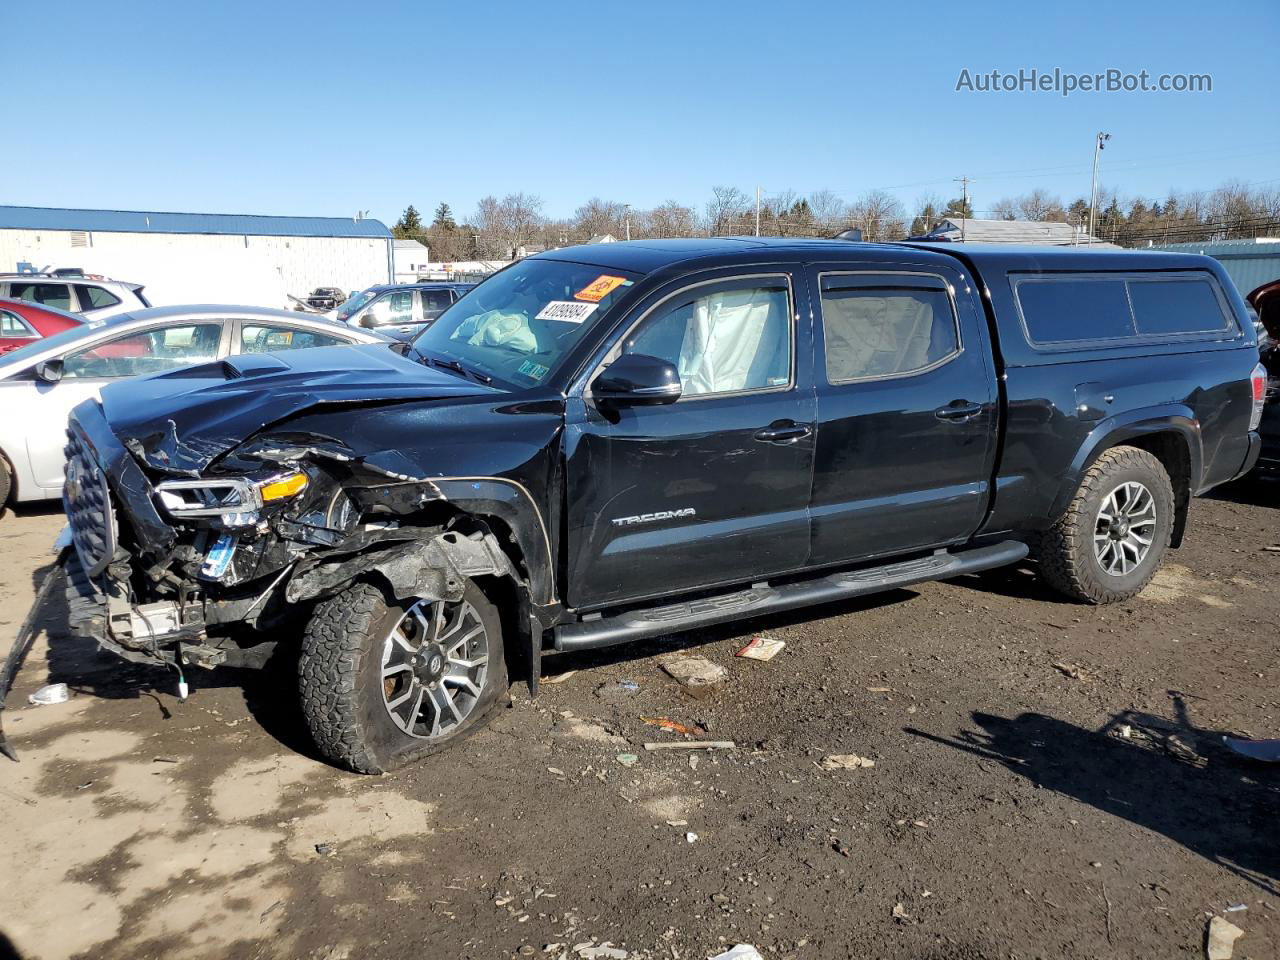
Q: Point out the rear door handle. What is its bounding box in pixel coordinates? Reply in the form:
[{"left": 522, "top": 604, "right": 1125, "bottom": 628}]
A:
[
  {"left": 935, "top": 400, "right": 984, "bottom": 421},
  {"left": 754, "top": 420, "right": 812, "bottom": 444}
]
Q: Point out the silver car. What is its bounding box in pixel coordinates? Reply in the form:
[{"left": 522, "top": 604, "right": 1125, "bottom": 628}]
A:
[{"left": 0, "top": 305, "right": 389, "bottom": 505}]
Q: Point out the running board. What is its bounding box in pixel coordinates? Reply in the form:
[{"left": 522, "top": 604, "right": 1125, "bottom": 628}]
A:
[{"left": 553, "top": 540, "right": 1028, "bottom": 652}]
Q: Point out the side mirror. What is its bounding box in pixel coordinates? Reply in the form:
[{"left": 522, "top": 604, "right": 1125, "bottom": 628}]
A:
[
  {"left": 593, "top": 353, "right": 682, "bottom": 405},
  {"left": 34, "top": 358, "right": 64, "bottom": 383}
]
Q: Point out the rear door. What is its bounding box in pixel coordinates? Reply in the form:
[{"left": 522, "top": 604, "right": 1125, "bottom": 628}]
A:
[
  {"left": 565, "top": 267, "right": 817, "bottom": 609},
  {"left": 806, "top": 257, "right": 998, "bottom": 565}
]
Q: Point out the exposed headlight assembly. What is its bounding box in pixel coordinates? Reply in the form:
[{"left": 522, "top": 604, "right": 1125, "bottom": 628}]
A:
[{"left": 156, "top": 471, "right": 309, "bottom": 519}]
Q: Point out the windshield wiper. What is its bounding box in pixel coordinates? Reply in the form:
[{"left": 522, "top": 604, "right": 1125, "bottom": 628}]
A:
[{"left": 427, "top": 355, "right": 492, "bottom": 384}]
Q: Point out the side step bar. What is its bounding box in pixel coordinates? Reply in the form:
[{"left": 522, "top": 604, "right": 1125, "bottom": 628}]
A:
[{"left": 553, "top": 540, "right": 1028, "bottom": 653}]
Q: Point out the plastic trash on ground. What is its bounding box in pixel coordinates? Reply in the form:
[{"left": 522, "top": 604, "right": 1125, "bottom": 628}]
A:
[
  {"left": 709, "top": 946, "right": 764, "bottom": 960},
  {"left": 28, "top": 683, "right": 70, "bottom": 706},
  {"left": 736, "top": 636, "right": 785, "bottom": 661}
]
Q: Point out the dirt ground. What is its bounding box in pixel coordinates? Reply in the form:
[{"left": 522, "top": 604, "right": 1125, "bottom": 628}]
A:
[{"left": 0, "top": 482, "right": 1277, "bottom": 960}]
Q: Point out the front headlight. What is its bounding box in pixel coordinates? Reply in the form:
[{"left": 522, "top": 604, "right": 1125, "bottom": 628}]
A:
[{"left": 156, "top": 471, "right": 309, "bottom": 519}]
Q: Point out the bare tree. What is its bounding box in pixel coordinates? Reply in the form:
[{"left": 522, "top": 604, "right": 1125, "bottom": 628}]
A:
[
  {"left": 990, "top": 197, "right": 1019, "bottom": 221},
  {"left": 644, "top": 200, "right": 697, "bottom": 238},
  {"left": 846, "top": 190, "right": 906, "bottom": 241},
  {"left": 1017, "top": 189, "right": 1067, "bottom": 222},
  {"left": 573, "top": 198, "right": 627, "bottom": 240},
  {"left": 808, "top": 189, "right": 846, "bottom": 234},
  {"left": 705, "top": 186, "right": 750, "bottom": 235}
]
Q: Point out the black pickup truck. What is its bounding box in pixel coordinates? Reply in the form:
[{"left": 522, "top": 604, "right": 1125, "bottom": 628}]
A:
[{"left": 55, "top": 238, "right": 1265, "bottom": 773}]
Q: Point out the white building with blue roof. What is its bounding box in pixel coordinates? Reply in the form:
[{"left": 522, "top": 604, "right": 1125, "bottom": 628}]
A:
[{"left": 0, "top": 205, "right": 394, "bottom": 309}]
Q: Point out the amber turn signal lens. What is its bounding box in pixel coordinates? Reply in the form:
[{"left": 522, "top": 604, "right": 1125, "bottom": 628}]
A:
[{"left": 258, "top": 472, "right": 308, "bottom": 502}]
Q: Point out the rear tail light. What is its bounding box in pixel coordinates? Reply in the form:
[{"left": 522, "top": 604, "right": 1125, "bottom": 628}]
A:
[{"left": 1249, "top": 362, "right": 1267, "bottom": 431}]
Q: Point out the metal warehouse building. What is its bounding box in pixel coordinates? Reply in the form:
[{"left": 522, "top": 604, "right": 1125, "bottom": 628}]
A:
[
  {"left": 0, "top": 205, "right": 393, "bottom": 309},
  {"left": 1143, "top": 238, "right": 1280, "bottom": 298}
]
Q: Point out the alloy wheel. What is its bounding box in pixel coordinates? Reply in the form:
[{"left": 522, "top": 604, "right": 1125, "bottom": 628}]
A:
[
  {"left": 1093, "top": 481, "right": 1157, "bottom": 576},
  {"left": 379, "top": 597, "right": 489, "bottom": 739}
]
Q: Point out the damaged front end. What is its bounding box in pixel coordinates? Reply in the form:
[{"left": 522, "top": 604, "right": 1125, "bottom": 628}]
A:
[{"left": 64, "top": 399, "right": 521, "bottom": 677}]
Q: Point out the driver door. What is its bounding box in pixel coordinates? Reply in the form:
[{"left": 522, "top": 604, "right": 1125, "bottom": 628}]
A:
[
  {"left": 25, "top": 321, "right": 227, "bottom": 490},
  {"left": 564, "top": 269, "right": 817, "bottom": 610}
]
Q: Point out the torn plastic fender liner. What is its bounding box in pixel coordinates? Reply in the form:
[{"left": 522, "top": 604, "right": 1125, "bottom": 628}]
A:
[{"left": 285, "top": 531, "right": 516, "bottom": 605}]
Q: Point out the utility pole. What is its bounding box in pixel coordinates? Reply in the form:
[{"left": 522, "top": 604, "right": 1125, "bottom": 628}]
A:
[
  {"left": 624, "top": 204, "right": 631, "bottom": 241},
  {"left": 1089, "top": 132, "right": 1111, "bottom": 246},
  {"left": 755, "top": 186, "right": 762, "bottom": 236},
  {"left": 953, "top": 177, "right": 972, "bottom": 241}
]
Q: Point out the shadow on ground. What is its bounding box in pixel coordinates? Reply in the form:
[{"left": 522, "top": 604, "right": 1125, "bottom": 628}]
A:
[
  {"left": 909, "top": 693, "right": 1280, "bottom": 895},
  {"left": 1205, "top": 472, "right": 1279, "bottom": 509}
]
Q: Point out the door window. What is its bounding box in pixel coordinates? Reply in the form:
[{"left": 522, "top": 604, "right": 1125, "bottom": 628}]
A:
[
  {"left": 622, "top": 277, "right": 792, "bottom": 396},
  {"left": 0, "top": 309, "right": 36, "bottom": 338},
  {"left": 75, "top": 284, "right": 123, "bottom": 311},
  {"left": 241, "top": 324, "right": 346, "bottom": 353},
  {"left": 420, "top": 289, "right": 453, "bottom": 319},
  {"left": 819, "top": 276, "right": 960, "bottom": 382},
  {"left": 62, "top": 323, "right": 223, "bottom": 378},
  {"left": 9, "top": 282, "right": 73, "bottom": 311}
]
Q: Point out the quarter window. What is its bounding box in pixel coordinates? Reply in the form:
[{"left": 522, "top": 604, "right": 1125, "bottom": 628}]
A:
[
  {"left": 1128, "top": 278, "right": 1231, "bottom": 336},
  {"left": 820, "top": 276, "right": 960, "bottom": 382},
  {"left": 75, "top": 285, "right": 122, "bottom": 311},
  {"left": 0, "top": 309, "right": 35, "bottom": 338},
  {"left": 623, "top": 278, "right": 792, "bottom": 396},
  {"left": 9, "top": 282, "right": 72, "bottom": 311},
  {"left": 62, "top": 323, "right": 223, "bottom": 379}
]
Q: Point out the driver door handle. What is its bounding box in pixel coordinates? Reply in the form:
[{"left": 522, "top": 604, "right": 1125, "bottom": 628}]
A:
[
  {"left": 935, "top": 400, "right": 983, "bottom": 422},
  {"left": 754, "top": 420, "right": 812, "bottom": 444}
]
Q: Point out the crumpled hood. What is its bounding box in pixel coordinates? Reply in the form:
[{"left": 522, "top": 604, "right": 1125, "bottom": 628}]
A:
[{"left": 98, "top": 343, "right": 496, "bottom": 475}]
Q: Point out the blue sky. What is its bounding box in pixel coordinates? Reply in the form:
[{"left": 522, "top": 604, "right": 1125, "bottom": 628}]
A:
[{"left": 6, "top": 0, "right": 1276, "bottom": 225}]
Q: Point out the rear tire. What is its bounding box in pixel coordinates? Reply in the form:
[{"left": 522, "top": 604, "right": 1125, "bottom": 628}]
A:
[
  {"left": 1035, "top": 445, "right": 1175, "bottom": 604},
  {"left": 298, "top": 579, "right": 507, "bottom": 773}
]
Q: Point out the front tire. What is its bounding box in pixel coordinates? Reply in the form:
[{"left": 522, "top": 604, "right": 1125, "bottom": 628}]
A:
[
  {"left": 1035, "top": 445, "right": 1175, "bottom": 604},
  {"left": 298, "top": 579, "right": 507, "bottom": 773}
]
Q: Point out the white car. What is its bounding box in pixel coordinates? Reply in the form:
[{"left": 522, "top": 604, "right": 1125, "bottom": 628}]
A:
[
  {"left": 0, "top": 305, "right": 390, "bottom": 506},
  {"left": 0, "top": 273, "right": 150, "bottom": 320}
]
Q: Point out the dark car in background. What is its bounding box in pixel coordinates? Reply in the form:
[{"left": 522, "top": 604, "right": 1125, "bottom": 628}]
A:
[
  {"left": 0, "top": 297, "right": 84, "bottom": 355},
  {"left": 335, "top": 282, "right": 476, "bottom": 340},
  {"left": 1248, "top": 279, "right": 1280, "bottom": 469}
]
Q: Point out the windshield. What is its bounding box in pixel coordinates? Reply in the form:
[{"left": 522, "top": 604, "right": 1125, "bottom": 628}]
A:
[
  {"left": 409, "top": 259, "right": 639, "bottom": 388},
  {"left": 0, "top": 317, "right": 105, "bottom": 369},
  {"left": 336, "top": 287, "right": 380, "bottom": 319}
]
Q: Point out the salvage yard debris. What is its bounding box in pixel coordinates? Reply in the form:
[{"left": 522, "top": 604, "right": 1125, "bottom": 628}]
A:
[
  {"left": 644, "top": 740, "right": 735, "bottom": 751},
  {"left": 641, "top": 716, "right": 706, "bottom": 737},
  {"left": 658, "top": 654, "right": 727, "bottom": 687},
  {"left": 735, "top": 636, "right": 786, "bottom": 661},
  {"left": 709, "top": 946, "right": 765, "bottom": 960},
  {"left": 1052, "top": 661, "right": 1092, "bottom": 681},
  {"left": 27, "top": 683, "right": 69, "bottom": 705},
  {"left": 819, "top": 754, "right": 876, "bottom": 770},
  {"left": 1206, "top": 915, "right": 1244, "bottom": 960},
  {"left": 1222, "top": 736, "right": 1280, "bottom": 762}
]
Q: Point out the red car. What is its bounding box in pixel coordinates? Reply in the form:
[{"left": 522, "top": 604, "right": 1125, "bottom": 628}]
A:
[{"left": 0, "top": 297, "right": 85, "bottom": 355}]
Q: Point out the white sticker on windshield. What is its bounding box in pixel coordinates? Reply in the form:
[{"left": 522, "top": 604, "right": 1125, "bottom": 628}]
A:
[{"left": 535, "top": 300, "right": 598, "bottom": 324}]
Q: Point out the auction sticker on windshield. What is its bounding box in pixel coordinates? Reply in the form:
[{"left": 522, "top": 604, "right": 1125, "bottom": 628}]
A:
[
  {"left": 536, "top": 301, "right": 598, "bottom": 324},
  {"left": 574, "top": 275, "right": 628, "bottom": 302}
]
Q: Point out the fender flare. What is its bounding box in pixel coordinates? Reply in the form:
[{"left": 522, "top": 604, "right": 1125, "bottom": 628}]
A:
[
  {"left": 422, "top": 478, "right": 557, "bottom": 606},
  {"left": 1051, "top": 405, "right": 1202, "bottom": 539}
]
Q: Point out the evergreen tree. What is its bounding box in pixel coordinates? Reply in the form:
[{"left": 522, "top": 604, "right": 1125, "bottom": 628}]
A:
[
  {"left": 433, "top": 203, "right": 457, "bottom": 230},
  {"left": 393, "top": 205, "right": 423, "bottom": 238}
]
